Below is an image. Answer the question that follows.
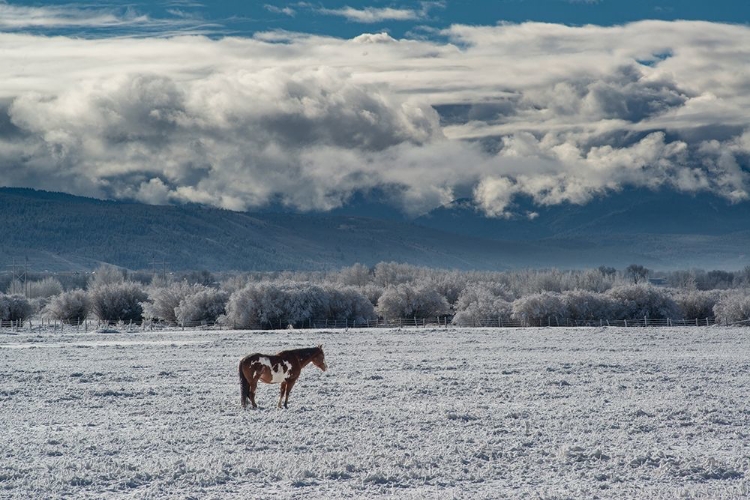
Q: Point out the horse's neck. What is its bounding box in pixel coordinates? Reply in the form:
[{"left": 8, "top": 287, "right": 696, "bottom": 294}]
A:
[{"left": 296, "top": 348, "right": 318, "bottom": 367}]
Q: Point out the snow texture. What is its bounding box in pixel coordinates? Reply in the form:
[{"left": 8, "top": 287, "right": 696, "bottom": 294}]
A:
[{"left": 1, "top": 327, "right": 749, "bottom": 498}]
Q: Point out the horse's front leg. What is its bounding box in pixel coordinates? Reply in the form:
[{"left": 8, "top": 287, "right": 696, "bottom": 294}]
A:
[
  {"left": 250, "top": 378, "right": 259, "bottom": 409},
  {"left": 277, "top": 381, "right": 287, "bottom": 409},
  {"left": 283, "top": 378, "right": 297, "bottom": 409}
]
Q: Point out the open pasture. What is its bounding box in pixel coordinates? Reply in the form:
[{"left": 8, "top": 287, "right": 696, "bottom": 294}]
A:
[{"left": 1, "top": 327, "right": 749, "bottom": 499}]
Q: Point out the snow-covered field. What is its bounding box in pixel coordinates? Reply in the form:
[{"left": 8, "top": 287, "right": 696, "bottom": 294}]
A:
[{"left": 1, "top": 326, "right": 749, "bottom": 499}]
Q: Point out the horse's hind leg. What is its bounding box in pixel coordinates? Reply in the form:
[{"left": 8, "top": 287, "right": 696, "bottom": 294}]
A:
[
  {"left": 277, "top": 381, "right": 287, "bottom": 409},
  {"left": 282, "top": 378, "right": 297, "bottom": 409}
]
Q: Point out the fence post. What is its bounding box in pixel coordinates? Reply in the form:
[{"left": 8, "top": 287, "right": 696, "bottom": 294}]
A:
[
  {"left": 696, "top": 318, "right": 699, "bottom": 327},
  {"left": 706, "top": 317, "right": 709, "bottom": 327},
  {"left": 644, "top": 316, "right": 648, "bottom": 327},
  {"left": 624, "top": 319, "right": 627, "bottom": 327}
]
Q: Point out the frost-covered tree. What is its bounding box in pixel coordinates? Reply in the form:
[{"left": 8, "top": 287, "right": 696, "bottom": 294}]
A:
[
  {"left": 672, "top": 289, "right": 719, "bottom": 319},
  {"left": 5, "top": 276, "right": 64, "bottom": 300},
  {"left": 561, "top": 290, "right": 616, "bottom": 321},
  {"left": 452, "top": 283, "right": 512, "bottom": 326},
  {"left": 575, "top": 269, "right": 615, "bottom": 293},
  {"left": 667, "top": 270, "right": 698, "bottom": 290},
  {"left": 336, "top": 263, "right": 372, "bottom": 287},
  {"left": 713, "top": 291, "right": 750, "bottom": 325},
  {"left": 376, "top": 284, "right": 450, "bottom": 320},
  {"left": 699, "top": 270, "right": 735, "bottom": 290},
  {"left": 175, "top": 288, "right": 229, "bottom": 324},
  {"left": 89, "top": 264, "right": 125, "bottom": 289},
  {"left": 43, "top": 289, "right": 90, "bottom": 324},
  {"left": 143, "top": 281, "right": 202, "bottom": 323},
  {"left": 321, "top": 286, "right": 377, "bottom": 324},
  {"left": 0, "top": 294, "right": 33, "bottom": 322},
  {"left": 360, "top": 284, "right": 384, "bottom": 308},
  {"left": 373, "top": 262, "right": 425, "bottom": 288},
  {"left": 624, "top": 264, "right": 649, "bottom": 285},
  {"left": 428, "top": 271, "right": 469, "bottom": 306},
  {"left": 735, "top": 266, "right": 750, "bottom": 287},
  {"left": 220, "top": 274, "right": 252, "bottom": 295},
  {"left": 183, "top": 270, "right": 216, "bottom": 287},
  {"left": 606, "top": 285, "right": 679, "bottom": 319},
  {"left": 89, "top": 281, "right": 147, "bottom": 322},
  {"left": 27, "top": 277, "right": 64, "bottom": 299},
  {"left": 511, "top": 292, "right": 566, "bottom": 325},
  {"left": 222, "top": 282, "right": 375, "bottom": 329}
]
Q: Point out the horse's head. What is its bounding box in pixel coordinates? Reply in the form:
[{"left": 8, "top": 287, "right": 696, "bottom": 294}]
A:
[{"left": 312, "top": 344, "right": 327, "bottom": 372}]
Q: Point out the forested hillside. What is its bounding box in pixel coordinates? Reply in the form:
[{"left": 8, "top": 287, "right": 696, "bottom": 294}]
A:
[
  {"left": 2, "top": 187, "right": 749, "bottom": 272},
  {"left": 0, "top": 188, "right": 608, "bottom": 272}
]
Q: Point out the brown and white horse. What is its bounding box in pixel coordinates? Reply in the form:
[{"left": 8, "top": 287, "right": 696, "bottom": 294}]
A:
[{"left": 239, "top": 345, "right": 327, "bottom": 409}]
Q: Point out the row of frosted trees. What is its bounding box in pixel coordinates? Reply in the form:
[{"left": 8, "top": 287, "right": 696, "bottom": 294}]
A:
[{"left": 2, "top": 263, "right": 750, "bottom": 327}]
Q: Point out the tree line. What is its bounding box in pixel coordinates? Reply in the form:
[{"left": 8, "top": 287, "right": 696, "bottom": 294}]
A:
[{"left": 2, "top": 262, "right": 750, "bottom": 327}]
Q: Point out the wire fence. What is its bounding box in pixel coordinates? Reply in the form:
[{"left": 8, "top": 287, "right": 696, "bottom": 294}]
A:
[{"left": 0, "top": 315, "right": 734, "bottom": 333}]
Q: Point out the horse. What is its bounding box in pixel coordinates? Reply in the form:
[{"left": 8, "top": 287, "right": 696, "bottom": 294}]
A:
[{"left": 238, "top": 345, "right": 327, "bottom": 409}]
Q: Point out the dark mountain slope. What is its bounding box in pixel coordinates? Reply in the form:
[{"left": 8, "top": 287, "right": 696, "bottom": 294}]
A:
[
  {"left": 2, "top": 187, "right": 747, "bottom": 272},
  {"left": 0, "top": 187, "right": 650, "bottom": 272}
]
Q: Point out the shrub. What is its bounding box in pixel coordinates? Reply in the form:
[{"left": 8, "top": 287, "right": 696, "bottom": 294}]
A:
[
  {"left": 561, "top": 290, "right": 616, "bottom": 321},
  {"left": 28, "top": 277, "right": 64, "bottom": 299},
  {"left": 44, "top": 289, "right": 90, "bottom": 324},
  {"left": 606, "top": 285, "right": 679, "bottom": 319},
  {"left": 0, "top": 294, "right": 33, "bottom": 322},
  {"left": 452, "top": 283, "right": 512, "bottom": 326},
  {"left": 322, "top": 286, "right": 377, "bottom": 324},
  {"left": 143, "top": 281, "right": 202, "bottom": 323},
  {"left": 6, "top": 277, "right": 64, "bottom": 299},
  {"left": 222, "top": 282, "right": 376, "bottom": 329},
  {"left": 89, "top": 281, "right": 147, "bottom": 322},
  {"left": 672, "top": 290, "right": 719, "bottom": 319},
  {"left": 511, "top": 292, "right": 566, "bottom": 325},
  {"left": 175, "top": 288, "right": 229, "bottom": 324},
  {"left": 713, "top": 291, "right": 750, "bottom": 324},
  {"left": 360, "top": 284, "right": 384, "bottom": 307},
  {"left": 337, "top": 263, "right": 372, "bottom": 287},
  {"left": 89, "top": 264, "right": 125, "bottom": 288},
  {"left": 376, "top": 283, "right": 450, "bottom": 320}
]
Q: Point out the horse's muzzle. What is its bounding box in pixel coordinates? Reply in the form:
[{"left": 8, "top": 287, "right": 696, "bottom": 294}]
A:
[{"left": 321, "top": 363, "right": 328, "bottom": 372}]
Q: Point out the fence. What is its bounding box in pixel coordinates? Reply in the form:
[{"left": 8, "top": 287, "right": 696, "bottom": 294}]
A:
[
  {"left": 462, "top": 317, "right": 720, "bottom": 328},
  {"left": 0, "top": 315, "right": 731, "bottom": 333}
]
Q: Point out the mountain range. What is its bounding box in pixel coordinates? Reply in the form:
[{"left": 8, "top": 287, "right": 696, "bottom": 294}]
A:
[{"left": 1, "top": 187, "right": 748, "bottom": 272}]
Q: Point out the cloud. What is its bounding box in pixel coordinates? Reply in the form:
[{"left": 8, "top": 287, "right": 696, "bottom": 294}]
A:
[
  {"left": 0, "top": 20, "right": 749, "bottom": 217},
  {"left": 0, "top": 2, "right": 143, "bottom": 29},
  {"left": 318, "top": 6, "right": 421, "bottom": 23},
  {"left": 264, "top": 4, "right": 296, "bottom": 17},
  {"left": 317, "top": 2, "right": 444, "bottom": 23},
  {"left": 0, "top": 1, "right": 218, "bottom": 36}
]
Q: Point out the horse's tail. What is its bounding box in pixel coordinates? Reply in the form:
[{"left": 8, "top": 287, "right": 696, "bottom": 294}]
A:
[{"left": 239, "top": 359, "right": 250, "bottom": 409}]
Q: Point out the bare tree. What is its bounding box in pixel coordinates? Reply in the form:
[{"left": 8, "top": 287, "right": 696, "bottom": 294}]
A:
[{"left": 624, "top": 264, "right": 649, "bottom": 284}]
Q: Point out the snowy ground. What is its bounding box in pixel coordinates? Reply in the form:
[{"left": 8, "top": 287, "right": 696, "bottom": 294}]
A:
[{"left": 1, "top": 327, "right": 749, "bottom": 499}]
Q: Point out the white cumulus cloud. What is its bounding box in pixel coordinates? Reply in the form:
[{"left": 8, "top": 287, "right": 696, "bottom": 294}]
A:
[{"left": 0, "top": 20, "right": 749, "bottom": 216}]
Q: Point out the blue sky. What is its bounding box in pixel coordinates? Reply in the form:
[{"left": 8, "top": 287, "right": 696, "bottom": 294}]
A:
[
  {"left": 5, "top": 0, "right": 750, "bottom": 38},
  {"left": 1, "top": 1, "right": 749, "bottom": 216}
]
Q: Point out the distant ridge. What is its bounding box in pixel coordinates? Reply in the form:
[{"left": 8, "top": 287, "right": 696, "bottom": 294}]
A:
[{"left": 1, "top": 187, "right": 748, "bottom": 272}]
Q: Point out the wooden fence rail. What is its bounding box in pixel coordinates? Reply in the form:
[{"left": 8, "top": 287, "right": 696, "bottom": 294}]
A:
[{"left": 0, "top": 316, "right": 729, "bottom": 333}]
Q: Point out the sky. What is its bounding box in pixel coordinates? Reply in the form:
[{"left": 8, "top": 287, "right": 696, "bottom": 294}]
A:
[{"left": 1, "top": 1, "right": 749, "bottom": 217}]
